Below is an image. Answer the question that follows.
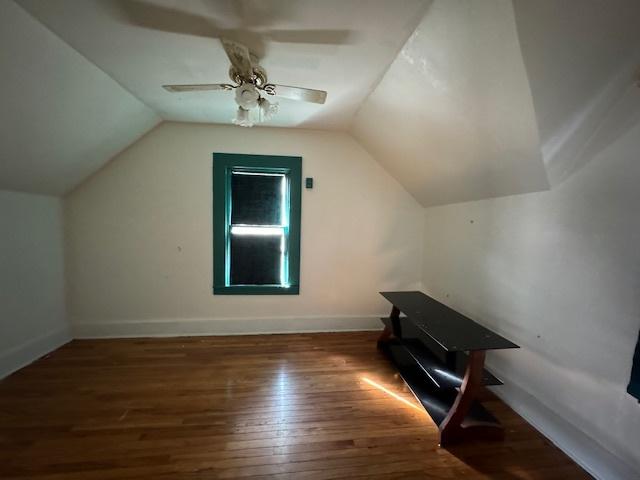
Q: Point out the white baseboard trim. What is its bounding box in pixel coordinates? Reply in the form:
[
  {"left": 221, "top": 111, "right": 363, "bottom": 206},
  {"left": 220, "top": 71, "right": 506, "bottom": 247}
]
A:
[
  {"left": 73, "top": 315, "right": 383, "bottom": 339},
  {"left": 489, "top": 364, "right": 640, "bottom": 480},
  {"left": 0, "top": 326, "right": 72, "bottom": 379}
]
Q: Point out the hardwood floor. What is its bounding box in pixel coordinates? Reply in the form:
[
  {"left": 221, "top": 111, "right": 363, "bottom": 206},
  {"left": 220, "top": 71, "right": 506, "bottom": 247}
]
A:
[{"left": 0, "top": 332, "right": 591, "bottom": 479}]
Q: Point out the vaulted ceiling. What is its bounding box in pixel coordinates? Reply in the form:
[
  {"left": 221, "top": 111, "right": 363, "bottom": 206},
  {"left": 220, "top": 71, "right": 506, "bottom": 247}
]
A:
[
  {"left": 512, "top": 0, "right": 640, "bottom": 187},
  {"left": 351, "top": 0, "right": 548, "bottom": 207},
  {"left": 2, "top": 0, "right": 639, "bottom": 203},
  {"left": 351, "top": 0, "right": 640, "bottom": 206},
  {"left": 0, "top": 0, "right": 159, "bottom": 195}
]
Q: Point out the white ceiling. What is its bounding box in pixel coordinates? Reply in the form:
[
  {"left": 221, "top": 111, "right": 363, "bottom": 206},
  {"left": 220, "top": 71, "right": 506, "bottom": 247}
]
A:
[
  {"left": 3, "top": 0, "right": 638, "bottom": 204},
  {"left": 513, "top": 0, "right": 640, "bottom": 185},
  {"left": 0, "top": 0, "right": 160, "bottom": 195},
  {"left": 18, "top": 0, "right": 429, "bottom": 130},
  {"left": 351, "top": 0, "right": 549, "bottom": 207}
]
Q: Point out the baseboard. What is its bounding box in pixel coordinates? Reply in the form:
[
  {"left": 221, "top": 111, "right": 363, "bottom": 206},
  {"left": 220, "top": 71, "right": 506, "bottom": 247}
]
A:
[
  {"left": 73, "top": 315, "right": 383, "bottom": 339},
  {"left": 488, "top": 364, "right": 640, "bottom": 480},
  {"left": 0, "top": 326, "right": 72, "bottom": 379}
]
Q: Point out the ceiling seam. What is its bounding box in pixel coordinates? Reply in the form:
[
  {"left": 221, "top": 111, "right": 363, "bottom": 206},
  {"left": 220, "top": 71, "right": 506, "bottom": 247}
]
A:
[
  {"left": 346, "top": 0, "right": 433, "bottom": 132},
  {"left": 14, "top": 0, "right": 162, "bottom": 119},
  {"left": 345, "top": 130, "right": 424, "bottom": 209},
  {"left": 63, "top": 120, "right": 164, "bottom": 198}
]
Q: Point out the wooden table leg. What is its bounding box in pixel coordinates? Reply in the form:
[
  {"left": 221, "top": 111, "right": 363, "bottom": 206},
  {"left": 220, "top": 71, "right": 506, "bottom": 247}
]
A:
[{"left": 439, "top": 350, "right": 503, "bottom": 446}]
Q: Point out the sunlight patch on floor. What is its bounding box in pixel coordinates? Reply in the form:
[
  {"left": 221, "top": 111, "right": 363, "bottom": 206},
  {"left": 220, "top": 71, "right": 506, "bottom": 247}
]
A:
[{"left": 361, "top": 376, "right": 424, "bottom": 413}]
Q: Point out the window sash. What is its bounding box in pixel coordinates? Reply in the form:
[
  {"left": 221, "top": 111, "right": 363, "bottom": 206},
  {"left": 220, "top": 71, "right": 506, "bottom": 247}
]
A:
[
  {"left": 225, "top": 170, "right": 291, "bottom": 288},
  {"left": 227, "top": 227, "right": 289, "bottom": 287}
]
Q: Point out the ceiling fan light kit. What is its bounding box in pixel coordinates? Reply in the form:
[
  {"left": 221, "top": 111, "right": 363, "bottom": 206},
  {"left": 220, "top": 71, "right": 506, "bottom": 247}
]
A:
[
  {"left": 232, "top": 98, "right": 278, "bottom": 128},
  {"left": 163, "top": 38, "right": 327, "bottom": 128},
  {"left": 259, "top": 97, "right": 279, "bottom": 120},
  {"left": 229, "top": 83, "right": 278, "bottom": 127},
  {"left": 232, "top": 106, "right": 251, "bottom": 127}
]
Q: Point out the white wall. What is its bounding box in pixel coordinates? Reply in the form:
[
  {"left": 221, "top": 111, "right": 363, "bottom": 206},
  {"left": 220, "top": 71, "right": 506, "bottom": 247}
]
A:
[
  {"left": 65, "top": 122, "right": 423, "bottom": 337},
  {"left": 420, "top": 122, "right": 640, "bottom": 476},
  {"left": 0, "top": 190, "right": 69, "bottom": 378}
]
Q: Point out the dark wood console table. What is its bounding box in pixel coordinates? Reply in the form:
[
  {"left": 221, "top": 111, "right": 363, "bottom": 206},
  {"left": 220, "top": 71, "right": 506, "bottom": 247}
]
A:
[{"left": 377, "top": 291, "right": 519, "bottom": 446}]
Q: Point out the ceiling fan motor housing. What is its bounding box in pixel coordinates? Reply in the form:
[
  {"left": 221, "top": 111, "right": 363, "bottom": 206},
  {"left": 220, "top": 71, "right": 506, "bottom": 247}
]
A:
[{"left": 229, "top": 65, "right": 268, "bottom": 87}]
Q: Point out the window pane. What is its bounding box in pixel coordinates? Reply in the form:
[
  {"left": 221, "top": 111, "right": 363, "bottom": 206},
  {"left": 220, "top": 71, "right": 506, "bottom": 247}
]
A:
[
  {"left": 230, "top": 233, "right": 282, "bottom": 285},
  {"left": 231, "top": 172, "right": 283, "bottom": 225}
]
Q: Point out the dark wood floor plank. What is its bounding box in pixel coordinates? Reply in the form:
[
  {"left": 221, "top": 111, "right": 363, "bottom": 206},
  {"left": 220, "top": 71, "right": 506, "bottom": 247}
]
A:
[{"left": 0, "top": 332, "right": 591, "bottom": 479}]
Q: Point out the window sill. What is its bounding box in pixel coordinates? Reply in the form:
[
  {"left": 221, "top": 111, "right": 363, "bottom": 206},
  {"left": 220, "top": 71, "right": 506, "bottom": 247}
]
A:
[{"left": 213, "top": 285, "right": 300, "bottom": 295}]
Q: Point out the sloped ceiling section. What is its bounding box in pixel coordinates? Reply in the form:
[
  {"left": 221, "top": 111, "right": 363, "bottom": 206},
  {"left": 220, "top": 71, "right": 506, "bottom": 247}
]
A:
[
  {"left": 18, "top": 0, "right": 429, "bottom": 130},
  {"left": 513, "top": 0, "right": 640, "bottom": 186},
  {"left": 350, "top": 0, "right": 549, "bottom": 207},
  {"left": 0, "top": 1, "right": 159, "bottom": 195}
]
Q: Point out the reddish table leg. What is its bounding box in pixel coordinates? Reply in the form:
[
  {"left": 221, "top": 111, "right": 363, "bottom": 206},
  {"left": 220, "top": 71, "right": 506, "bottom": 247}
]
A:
[{"left": 439, "top": 350, "right": 504, "bottom": 446}]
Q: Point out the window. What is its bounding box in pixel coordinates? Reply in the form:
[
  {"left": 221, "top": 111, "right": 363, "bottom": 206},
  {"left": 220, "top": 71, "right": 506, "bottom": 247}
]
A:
[{"left": 213, "top": 153, "right": 301, "bottom": 294}]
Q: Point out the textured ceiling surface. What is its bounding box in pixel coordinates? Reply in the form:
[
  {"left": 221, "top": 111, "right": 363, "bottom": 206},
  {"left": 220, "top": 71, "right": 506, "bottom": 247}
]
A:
[
  {"left": 18, "top": 0, "right": 429, "bottom": 130},
  {"left": 351, "top": 0, "right": 549, "bottom": 207},
  {"left": 0, "top": 0, "right": 159, "bottom": 195}
]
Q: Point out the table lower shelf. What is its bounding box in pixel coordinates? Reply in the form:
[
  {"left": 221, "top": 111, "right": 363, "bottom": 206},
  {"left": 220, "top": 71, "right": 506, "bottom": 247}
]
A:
[
  {"left": 380, "top": 338, "right": 501, "bottom": 430},
  {"left": 380, "top": 317, "right": 503, "bottom": 389}
]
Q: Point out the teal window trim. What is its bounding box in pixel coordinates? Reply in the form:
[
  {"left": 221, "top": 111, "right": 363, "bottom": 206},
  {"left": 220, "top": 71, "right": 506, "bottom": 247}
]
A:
[{"left": 213, "top": 153, "right": 301, "bottom": 295}]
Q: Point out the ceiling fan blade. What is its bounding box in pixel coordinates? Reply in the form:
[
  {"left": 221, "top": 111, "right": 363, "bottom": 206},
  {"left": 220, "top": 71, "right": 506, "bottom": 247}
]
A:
[
  {"left": 221, "top": 38, "right": 255, "bottom": 79},
  {"left": 163, "top": 84, "right": 234, "bottom": 92},
  {"left": 115, "top": 1, "right": 268, "bottom": 57},
  {"left": 267, "top": 84, "right": 327, "bottom": 104},
  {"left": 115, "top": 0, "right": 221, "bottom": 38},
  {"left": 266, "top": 29, "right": 357, "bottom": 45},
  {"left": 227, "top": 0, "right": 292, "bottom": 29}
]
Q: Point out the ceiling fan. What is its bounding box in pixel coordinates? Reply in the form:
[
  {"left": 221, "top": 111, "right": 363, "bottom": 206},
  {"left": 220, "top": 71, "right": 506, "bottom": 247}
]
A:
[{"left": 163, "top": 38, "right": 327, "bottom": 127}]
